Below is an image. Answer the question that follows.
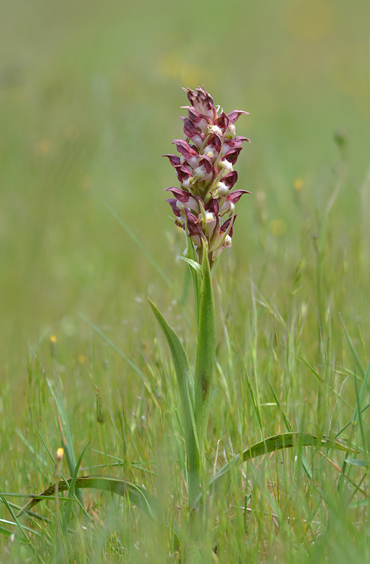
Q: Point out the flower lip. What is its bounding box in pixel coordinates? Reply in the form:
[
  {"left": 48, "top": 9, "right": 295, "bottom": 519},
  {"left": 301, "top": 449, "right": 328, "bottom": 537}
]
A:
[
  {"left": 219, "top": 159, "right": 234, "bottom": 172},
  {"left": 204, "top": 211, "right": 216, "bottom": 223},
  {"left": 207, "top": 124, "right": 223, "bottom": 136},
  {"left": 212, "top": 183, "right": 229, "bottom": 199}
]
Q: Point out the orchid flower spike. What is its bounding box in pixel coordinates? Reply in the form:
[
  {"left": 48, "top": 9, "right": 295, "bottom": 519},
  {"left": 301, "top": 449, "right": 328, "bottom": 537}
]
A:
[{"left": 164, "top": 86, "right": 251, "bottom": 267}]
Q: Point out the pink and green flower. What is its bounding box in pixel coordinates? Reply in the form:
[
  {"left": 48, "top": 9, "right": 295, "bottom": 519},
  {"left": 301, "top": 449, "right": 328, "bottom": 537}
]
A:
[{"left": 164, "top": 86, "right": 251, "bottom": 267}]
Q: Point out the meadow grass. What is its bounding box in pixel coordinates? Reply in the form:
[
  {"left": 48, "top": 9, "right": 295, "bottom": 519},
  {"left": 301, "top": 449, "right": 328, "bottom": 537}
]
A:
[{"left": 1, "top": 1, "right": 370, "bottom": 562}]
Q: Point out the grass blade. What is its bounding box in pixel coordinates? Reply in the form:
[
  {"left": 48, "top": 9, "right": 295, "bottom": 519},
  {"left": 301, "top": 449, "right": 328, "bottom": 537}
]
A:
[
  {"left": 0, "top": 494, "right": 29, "bottom": 541},
  {"left": 63, "top": 442, "right": 90, "bottom": 525},
  {"left": 353, "top": 359, "right": 370, "bottom": 424},
  {"left": 241, "top": 432, "right": 355, "bottom": 462},
  {"left": 46, "top": 379, "right": 77, "bottom": 473},
  {"left": 193, "top": 432, "right": 358, "bottom": 509},
  {"left": 68, "top": 442, "right": 90, "bottom": 499},
  {"left": 17, "top": 476, "right": 158, "bottom": 521},
  {"left": 80, "top": 315, "right": 149, "bottom": 385},
  {"left": 81, "top": 314, "right": 160, "bottom": 407},
  {"left": 339, "top": 314, "right": 366, "bottom": 379},
  {"left": 0, "top": 523, "right": 28, "bottom": 543},
  {"left": 103, "top": 202, "right": 173, "bottom": 291},
  {"left": 266, "top": 377, "right": 292, "bottom": 432}
]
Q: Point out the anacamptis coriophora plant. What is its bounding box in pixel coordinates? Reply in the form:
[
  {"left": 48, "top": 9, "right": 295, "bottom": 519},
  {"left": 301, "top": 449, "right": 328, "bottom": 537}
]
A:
[{"left": 149, "top": 86, "right": 251, "bottom": 510}]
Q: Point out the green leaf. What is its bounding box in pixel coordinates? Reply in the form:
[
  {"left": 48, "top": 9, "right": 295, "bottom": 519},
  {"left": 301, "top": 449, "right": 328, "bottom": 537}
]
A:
[
  {"left": 0, "top": 524, "right": 28, "bottom": 543},
  {"left": 348, "top": 498, "right": 369, "bottom": 509},
  {"left": 193, "top": 432, "right": 357, "bottom": 509},
  {"left": 178, "top": 256, "right": 202, "bottom": 274},
  {"left": 68, "top": 443, "right": 90, "bottom": 499},
  {"left": 17, "top": 476, "right": 158, "bottom": 521},
  {"left": 148, "top": 298, "right": 200, "bottom": 507},
  {"left": 63, "top": 442, "right": 91, "bottom": 524},
  {"left": 0, "top": 518, "right": 41, "bottom": 537},
  {"left": 147, "top": 298, "right": 197, "bottom": 448},
  {"left": 241, "top": 432, "right": 355, "bottom": 461},
  {"left": 194, "top": 240, "right": 216, "bottom": 461},
  {"left": 345, "top": 457, "right": 368, "bottom": 468}
]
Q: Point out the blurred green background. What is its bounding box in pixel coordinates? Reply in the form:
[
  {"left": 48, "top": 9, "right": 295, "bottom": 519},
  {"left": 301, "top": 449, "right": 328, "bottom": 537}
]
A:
[{"left": 1, "top": 0, "right": 369, "bottom": 375}]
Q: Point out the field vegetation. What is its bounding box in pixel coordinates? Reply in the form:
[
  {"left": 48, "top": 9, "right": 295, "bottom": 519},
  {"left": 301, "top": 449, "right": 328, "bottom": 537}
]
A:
[{"left": 1, "top": 1, "right": 370, "bottom": 562}]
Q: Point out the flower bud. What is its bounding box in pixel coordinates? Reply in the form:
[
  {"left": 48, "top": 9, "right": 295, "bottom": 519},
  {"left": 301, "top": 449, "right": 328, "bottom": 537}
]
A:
[
  {"left": 227, "top": 124, "right": 236, "bottom": 137},
  {"left": 55, "top": 447, "right": 64, "bottom": 480}
]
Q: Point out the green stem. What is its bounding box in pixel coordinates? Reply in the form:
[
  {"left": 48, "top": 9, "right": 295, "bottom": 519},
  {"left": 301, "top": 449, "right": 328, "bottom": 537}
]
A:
[
  {"left": 187, "top": 434, "right": 201, "bottom": 510},
  {"left": 194, "top": 241, "right": 216, "bottom": 466}
]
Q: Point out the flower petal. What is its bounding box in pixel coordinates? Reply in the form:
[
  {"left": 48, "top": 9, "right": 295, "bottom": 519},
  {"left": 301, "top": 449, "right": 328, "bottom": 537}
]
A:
[
  {"left": 226, "top": 189, "right": 251, "bottom": 203},
  {"left": 184, "top": 208, "right": 205, "bottom": 237},
  {"left": 220, "top": 215, "right": 237, "bottom": 237},
  {"left": 227, "top": 110, "right": 249, "bottom": 124},
  {"left": 166, "top": 198, "right": 181, "bottom": 217},
  {"left": 222, "top": 171, "right": 238, "bottom": 190},
  {"left": 163, "top": 154, "right": 181, "bottom": 167},
  {"left": 223, "top": 146, "right": 243, "bottom": 165},
  {"left": 215, "top": 111, "right": 229, "bottom": 131},
  {"left": 172, "top": 139, "right": 199, "bottom": 160},
  {"left": 164, "top": 187, "right": 191, "bottom": 202}
]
